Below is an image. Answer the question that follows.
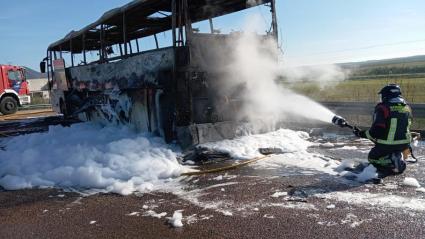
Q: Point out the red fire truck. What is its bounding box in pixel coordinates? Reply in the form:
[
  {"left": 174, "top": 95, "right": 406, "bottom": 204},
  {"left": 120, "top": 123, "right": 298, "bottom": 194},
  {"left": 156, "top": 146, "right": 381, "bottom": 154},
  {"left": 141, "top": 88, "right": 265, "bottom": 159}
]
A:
[{"left": 0, "top": 65, "right": 31, "bottom": 115}]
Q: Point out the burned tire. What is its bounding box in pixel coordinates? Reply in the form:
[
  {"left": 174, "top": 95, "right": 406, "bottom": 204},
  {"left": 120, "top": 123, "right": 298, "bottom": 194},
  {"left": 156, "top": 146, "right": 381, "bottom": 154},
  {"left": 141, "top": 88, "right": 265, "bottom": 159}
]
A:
[{"left": 0, "top": 96, "right": 18, "bottom": 115}]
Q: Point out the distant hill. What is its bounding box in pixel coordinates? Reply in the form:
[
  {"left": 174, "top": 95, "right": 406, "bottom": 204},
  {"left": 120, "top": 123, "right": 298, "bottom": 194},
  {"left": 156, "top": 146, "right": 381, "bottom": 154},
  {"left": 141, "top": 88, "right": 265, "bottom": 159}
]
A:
[
  {"left": 24, "top": 67, "right": 46, "bottom": 79},
  {"left": 339, "top": 55, "right": 425, "bottom": 78},
  {"left": 339, "top": 55, "right": 425, "bottom": 68}
]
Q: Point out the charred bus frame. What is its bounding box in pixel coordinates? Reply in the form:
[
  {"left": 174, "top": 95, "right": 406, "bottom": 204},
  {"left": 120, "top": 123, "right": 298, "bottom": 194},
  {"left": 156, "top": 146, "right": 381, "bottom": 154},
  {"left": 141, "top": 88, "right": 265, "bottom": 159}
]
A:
[{"left": 42, "top": 0, "right": 278, "bottom": 148}]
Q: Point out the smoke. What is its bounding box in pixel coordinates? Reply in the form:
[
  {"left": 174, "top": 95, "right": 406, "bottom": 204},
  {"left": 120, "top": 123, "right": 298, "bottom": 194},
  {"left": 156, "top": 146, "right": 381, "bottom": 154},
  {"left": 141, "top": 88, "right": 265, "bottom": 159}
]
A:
[
  {"left": 220, "top": 15, "right": 337, "bottom": 127},
  {"left": 280, "top": 63, "right": 349, "bottom": 89}
]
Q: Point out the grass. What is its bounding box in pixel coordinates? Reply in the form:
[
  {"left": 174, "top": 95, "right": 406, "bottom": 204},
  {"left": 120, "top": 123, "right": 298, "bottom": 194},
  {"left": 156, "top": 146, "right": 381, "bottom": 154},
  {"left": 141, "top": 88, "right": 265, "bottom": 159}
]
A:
[{"left": 286, "top": 77, "right": 425, "bottom": 103}]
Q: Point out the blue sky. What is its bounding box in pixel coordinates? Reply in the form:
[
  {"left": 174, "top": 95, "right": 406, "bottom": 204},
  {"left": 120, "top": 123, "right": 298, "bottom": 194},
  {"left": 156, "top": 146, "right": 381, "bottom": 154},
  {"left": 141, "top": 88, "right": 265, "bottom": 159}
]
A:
[{"left": 1, "top": 0, "right": 424, "bottom": 69}]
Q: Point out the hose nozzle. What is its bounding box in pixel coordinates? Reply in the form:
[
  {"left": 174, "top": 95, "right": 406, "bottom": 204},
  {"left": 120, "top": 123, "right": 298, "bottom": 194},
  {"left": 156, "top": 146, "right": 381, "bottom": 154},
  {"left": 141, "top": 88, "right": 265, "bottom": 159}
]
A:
[{"left": 332, "top": 115, "right": 348, "bottom": 128}]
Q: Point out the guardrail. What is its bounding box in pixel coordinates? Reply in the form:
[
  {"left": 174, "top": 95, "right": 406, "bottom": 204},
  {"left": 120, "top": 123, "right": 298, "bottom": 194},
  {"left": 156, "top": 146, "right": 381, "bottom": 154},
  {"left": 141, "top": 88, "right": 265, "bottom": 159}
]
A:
[
  {"left": 349, "top": 73, "right": 425, "bottom": 80},
  {"left": 321, "top": 102, "right": 425, "bottom": 118}
]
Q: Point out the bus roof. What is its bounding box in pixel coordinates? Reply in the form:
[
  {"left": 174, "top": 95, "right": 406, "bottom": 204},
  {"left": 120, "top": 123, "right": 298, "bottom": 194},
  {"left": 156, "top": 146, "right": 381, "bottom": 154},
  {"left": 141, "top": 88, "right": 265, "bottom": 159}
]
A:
[{"left": 48, "top": 0, "right": 271, "bottom": 53}]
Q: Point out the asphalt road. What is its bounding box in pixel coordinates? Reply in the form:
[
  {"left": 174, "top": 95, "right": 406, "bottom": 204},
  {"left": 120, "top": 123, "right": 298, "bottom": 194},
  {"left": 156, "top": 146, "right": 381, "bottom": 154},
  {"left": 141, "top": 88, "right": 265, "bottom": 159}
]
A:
[{"left": 1, "top": 134, "right": 425, "bottom": 239}]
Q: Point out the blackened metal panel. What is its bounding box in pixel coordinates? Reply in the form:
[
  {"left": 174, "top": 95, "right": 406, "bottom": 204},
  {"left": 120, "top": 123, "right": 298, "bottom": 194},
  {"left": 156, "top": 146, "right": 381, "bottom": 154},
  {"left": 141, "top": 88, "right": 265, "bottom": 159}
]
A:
[
  {"left": 68, "top": 48, "right": 174, "bottom": 91},
  {"left": 187, "top": 33, "right": 247, "bottom": 124},
  {"left": 189, "top": 33, "right": 235, "bottom": 72}
]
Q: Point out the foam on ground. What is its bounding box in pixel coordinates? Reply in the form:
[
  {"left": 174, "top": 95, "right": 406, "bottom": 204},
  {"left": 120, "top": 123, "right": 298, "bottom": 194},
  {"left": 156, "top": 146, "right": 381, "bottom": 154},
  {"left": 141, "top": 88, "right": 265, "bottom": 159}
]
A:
[
  {"left": 169, "top": 210, "right": 184, "bottom": 227},
  {"left": 355, "top": 165, "right": 378, "bottom": 182},
  {"left": 200, "top": 129, "right": 339, "bottom": 175},
  {"left": 317, "top": 192, "right": 425, "bottom": 211},
  {"left": 403, "top": 177, "right": 421, "bottom": 188},
  {"left": 200, "top": 129, "right": 311, "bottom": 159},
  {"left": 0, "top": 123, "right": 191, "bottom": 195}
]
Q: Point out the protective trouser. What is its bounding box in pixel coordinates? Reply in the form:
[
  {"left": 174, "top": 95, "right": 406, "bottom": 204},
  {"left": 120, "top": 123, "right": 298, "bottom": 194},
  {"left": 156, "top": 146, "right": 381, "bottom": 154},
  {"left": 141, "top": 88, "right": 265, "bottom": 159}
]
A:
[{"left": 368, "top": 144, "right": 408, "bottom": 174}]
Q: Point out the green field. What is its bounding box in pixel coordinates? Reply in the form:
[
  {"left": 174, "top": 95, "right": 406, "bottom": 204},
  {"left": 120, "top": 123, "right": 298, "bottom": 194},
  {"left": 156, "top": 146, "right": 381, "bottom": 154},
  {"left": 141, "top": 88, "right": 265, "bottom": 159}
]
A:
[{"left": 287, "top": 77, "right": 425, "bottom": 103}]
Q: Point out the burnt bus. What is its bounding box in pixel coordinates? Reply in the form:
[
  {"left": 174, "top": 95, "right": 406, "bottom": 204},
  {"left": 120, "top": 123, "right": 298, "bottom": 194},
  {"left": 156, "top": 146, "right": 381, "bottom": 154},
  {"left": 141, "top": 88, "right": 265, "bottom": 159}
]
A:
[{"left": 41, "top": 0, "right": 278, "bottom": 148}]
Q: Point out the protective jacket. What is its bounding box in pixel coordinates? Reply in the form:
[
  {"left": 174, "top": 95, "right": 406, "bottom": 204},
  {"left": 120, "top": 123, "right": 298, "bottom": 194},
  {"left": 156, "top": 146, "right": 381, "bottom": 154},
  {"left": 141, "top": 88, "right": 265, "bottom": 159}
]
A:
[{"left": 359, "top": 97, "right": 412, "bottom": 146}]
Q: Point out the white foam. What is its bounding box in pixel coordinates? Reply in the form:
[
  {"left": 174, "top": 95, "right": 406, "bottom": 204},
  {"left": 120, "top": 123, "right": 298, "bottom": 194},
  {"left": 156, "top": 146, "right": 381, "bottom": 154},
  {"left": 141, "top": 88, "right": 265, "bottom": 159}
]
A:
[
  {"left": 127, "top": 212, "right": 140, "bottom": 216},
  {"left": 335, "top": 160, "right": 356, "bottom": 172},
  {"left": 0, "top": 123, "right": 192, "bottom": 195},
  {"left": 143, "top": 210, "right": 167, "bottom": 219},
  {"left": 271, "top": 191, "right": 288, "bottom": 198},
  {"left": 169, "top": 210, "right": 183, "bottom": 228},
  {"left": 221, "top": 210, "right": 233, "bottom": 216},
  {"left": 337, "top": 162, "right": 377, "bottom": 182},
  {"left": 355, "top": 165, "right": 378, "bottom": 182},
  {"left": 200, "top": 129, "right": 339, "bottom": 175},
  {"left": 320, "top": 142, "right": 334, "bottom": 148},
  {"left": 318, "top": 192, "right": 425, "bottom": 211},
  {"left": 403, "top": 177, "right": 421, "bottom": 188},
  {"left": 200, "top": 129, "right": 311, "bottom": 160},
  {"left": 268, "top": 202, "right": 318, "bottom": 211}
]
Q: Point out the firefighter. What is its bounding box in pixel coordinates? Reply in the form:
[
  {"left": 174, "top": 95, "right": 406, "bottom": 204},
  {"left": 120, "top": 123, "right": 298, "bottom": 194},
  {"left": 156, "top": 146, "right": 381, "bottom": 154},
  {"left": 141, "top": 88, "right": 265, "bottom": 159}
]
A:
[{"left": 353, "top": 84, "right": 412, "bottom": 175}]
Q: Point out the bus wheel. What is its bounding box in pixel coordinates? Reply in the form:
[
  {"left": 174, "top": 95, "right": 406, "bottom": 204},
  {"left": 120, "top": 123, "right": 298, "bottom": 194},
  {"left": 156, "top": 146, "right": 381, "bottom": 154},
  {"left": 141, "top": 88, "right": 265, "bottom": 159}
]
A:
[{"left": 0, "top": 96, "right": 18, "bottom": 115}]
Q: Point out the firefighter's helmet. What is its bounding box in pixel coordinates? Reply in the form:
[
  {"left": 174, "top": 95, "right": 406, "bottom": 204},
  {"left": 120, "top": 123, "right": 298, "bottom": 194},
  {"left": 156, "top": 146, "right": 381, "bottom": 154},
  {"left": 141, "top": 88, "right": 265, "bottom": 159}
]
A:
[{"left": 379, "top": 84, "right": 402, "bottom": 102}]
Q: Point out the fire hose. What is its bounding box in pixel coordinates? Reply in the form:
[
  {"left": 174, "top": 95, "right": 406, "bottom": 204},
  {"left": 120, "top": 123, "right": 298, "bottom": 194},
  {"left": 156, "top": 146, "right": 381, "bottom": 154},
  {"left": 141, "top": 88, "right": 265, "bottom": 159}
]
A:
[
  {"left": 181, "top": 154, "right": 272, "bottom": 176},
  {"left": 181, "top": 148, "right": 295, "bottom": 176}
]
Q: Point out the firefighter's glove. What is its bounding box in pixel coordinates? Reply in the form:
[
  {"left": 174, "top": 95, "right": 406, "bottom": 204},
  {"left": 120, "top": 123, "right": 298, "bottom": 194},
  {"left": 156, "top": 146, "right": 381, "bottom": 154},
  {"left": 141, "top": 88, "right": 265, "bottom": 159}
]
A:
[{"left": 353, "top": 126, "right": 363, "bottom": 138}]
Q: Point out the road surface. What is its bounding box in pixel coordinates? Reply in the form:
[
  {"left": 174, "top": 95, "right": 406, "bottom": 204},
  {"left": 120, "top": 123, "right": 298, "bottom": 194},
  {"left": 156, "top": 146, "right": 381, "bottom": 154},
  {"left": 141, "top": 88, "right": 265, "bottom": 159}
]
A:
[{"left": 0, "top": 133, "right": 424, "bottom": 239}]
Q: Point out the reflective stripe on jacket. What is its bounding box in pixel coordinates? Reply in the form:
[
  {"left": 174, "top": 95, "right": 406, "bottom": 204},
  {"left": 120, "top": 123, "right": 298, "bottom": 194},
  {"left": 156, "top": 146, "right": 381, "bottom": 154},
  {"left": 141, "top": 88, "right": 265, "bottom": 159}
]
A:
[{"left": 365, "top": 98, "right": 412, "bottom": 145}]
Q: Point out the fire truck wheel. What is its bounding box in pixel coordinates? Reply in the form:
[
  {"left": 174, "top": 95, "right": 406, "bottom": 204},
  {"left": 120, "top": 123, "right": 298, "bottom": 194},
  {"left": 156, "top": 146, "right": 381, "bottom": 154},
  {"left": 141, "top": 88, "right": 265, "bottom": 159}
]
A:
[{"left": 0, "top": 96, "right": 18, "bottom": 115}]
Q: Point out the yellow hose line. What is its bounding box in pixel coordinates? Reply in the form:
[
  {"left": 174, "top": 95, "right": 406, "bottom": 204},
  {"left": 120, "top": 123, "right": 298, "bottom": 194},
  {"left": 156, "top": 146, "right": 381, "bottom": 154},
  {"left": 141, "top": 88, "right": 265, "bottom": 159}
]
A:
[
  {"left": 0, "top": 132, "right": 10, "bottom": 137},
  {"left": 181, "top": 155, "right": 272, "bottom": 176}
]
